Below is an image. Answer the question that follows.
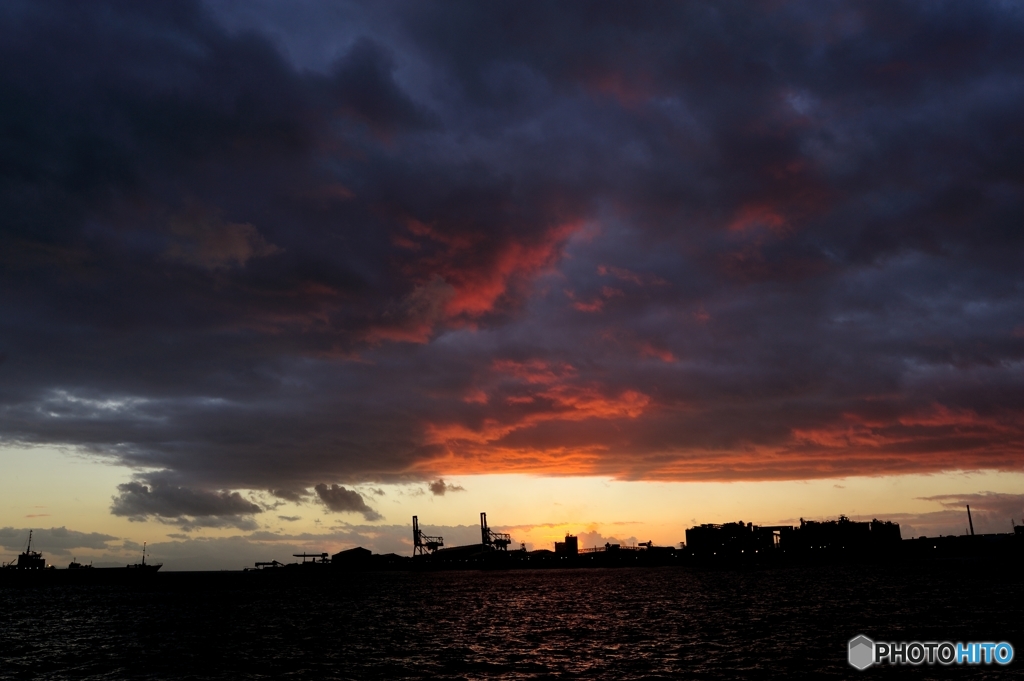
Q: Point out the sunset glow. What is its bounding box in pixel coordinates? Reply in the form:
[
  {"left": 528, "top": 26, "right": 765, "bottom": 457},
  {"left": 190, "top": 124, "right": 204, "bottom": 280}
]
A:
[{"left": 2, "top": 1, "right": 1023, "bottom": 569}]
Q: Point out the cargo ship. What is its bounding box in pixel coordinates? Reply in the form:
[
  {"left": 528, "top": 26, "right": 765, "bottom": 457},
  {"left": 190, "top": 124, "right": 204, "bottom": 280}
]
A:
[
  {"left": 1, "top": 533, "right": 161, "bottom": 585},
  {"left": 1, "top": 530, "right": 50, "bottom": 570}
]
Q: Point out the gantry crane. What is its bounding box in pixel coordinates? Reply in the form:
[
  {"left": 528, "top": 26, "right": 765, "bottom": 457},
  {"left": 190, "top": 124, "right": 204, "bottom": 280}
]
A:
[
  {"left": 412, "top": 516, "right": 443, "bottom": 556},
  {"left": 480, "top": 512, "right": 512, "bottom": 550}
]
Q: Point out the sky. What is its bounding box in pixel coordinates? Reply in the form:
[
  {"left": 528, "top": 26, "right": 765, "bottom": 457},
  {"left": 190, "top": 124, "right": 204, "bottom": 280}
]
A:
[{"left": 1, "top": 0, "right": 1023, "bottom": 570}]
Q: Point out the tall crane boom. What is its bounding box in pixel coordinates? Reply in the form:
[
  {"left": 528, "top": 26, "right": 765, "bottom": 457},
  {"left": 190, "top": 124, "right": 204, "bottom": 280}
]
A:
[
  {"left": 480, "top": 512, "right": 512, "bottom": 551},
  {"left": 412, "top": 516, "right": 443, "bottom": 556}
]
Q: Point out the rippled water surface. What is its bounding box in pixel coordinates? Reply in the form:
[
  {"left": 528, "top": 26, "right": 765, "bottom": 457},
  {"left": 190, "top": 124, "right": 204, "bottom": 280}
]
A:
[{"left": 2, "top": 562, "right": 1021, "bottom": 680}]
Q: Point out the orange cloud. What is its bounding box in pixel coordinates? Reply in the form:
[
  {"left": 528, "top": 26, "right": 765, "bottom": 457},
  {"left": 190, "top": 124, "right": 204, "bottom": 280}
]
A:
[
  {"left": 896, "top": 404, "right": 1008, "bottom": 430},
  {"left": 442, "top": 223, "right": 580, "bottom": 318},
  {"left": 598, "top": 264, "right": 640, "bottom": 284},
  {"left": 492, "top": 359, "right": 576, "bottom": 385},
  {"left": 425, "top": 386, "right": 649, "bottom": 446},
  {"left": 638, "top": 342, "right": 676, "bottom": 363},
  {"left": 727, "top": 203, "right": 789, "bottom": 234},
  {"left": 462, "top": 389, "right": 489, "bottom": 405},
  {"left": 411, "top": 444, "right": 609, "bottom": 476},
  {"left": 403, "top": 217, "right": 477, "bottom": 250},
  {"left": 411, "top": 396, "right": 1024, "bottom": 483},
  {"left": 420, "top": 357, "right": 653, "bottom": 475},
  {"left": 563, "top": 282, "right": 625, "bottom": 313},
  {"left": 790, "top": 404, "right": 1020, "bottom": 453},
  {"left": 382, "top": 216, "right": 584, "bottom": 339},
  {"left": 600, "top": 328, "right": 678, "bottom": 363},
  {"left": 363, "top": 322, "right": 434, "bottom": 345},
  {"left": 572, "top": 299, "right": 604, "bottom": 312}
]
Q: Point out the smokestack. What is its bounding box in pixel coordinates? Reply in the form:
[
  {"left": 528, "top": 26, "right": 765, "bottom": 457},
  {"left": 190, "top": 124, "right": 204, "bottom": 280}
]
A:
[{"left": 967, "top": 505, "right": 975, "bottom": 536}]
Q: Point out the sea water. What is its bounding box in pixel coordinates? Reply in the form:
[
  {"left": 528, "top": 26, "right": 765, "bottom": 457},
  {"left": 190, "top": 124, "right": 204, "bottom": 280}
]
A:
[{"left": 1, "top": 561, "right": 1021, "bottom": 679}]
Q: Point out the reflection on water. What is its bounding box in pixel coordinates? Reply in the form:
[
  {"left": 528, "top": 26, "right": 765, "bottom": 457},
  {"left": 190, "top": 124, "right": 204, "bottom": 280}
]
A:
[{"left": 1, "top": 562, "right": 1020, "bottom": 679}]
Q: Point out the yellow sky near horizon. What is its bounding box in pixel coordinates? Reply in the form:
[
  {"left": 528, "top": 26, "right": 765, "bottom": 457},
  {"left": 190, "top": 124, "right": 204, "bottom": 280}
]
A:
[{"left": 2, "top": 445, "right": 1022, "bottom": 566}]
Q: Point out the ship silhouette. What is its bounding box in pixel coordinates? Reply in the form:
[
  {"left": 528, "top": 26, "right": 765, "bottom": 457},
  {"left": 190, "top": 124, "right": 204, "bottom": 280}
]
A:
[
  {"left": 125, "top": 541, "right": 162, "bottom": 572},
  {"left": 1, "top": 532, "right": 161, "bottom": 581},
  {"left": 1, "top": 530, "right": 50, "bottom": 570}
]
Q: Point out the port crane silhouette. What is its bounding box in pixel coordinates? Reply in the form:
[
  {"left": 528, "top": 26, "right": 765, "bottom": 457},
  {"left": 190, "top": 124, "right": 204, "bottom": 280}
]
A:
[
  {"left": 480, "top": 512, "right": 511, "bottom": 550},
  {"left": 412, "top": 516, "right": 443, "bottom": 555}
]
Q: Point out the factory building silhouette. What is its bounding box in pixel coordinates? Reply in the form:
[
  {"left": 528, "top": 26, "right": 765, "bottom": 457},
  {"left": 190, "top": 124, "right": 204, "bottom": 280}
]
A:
[
  {"left": 234, "top": 505, "right": 1020, "bottom": 573},
  {"left": 7, "top": 507, "right": 1020, "bottom": 580},
  {"left": 685, "top": 516, "right": 902, "bottom": 561}
]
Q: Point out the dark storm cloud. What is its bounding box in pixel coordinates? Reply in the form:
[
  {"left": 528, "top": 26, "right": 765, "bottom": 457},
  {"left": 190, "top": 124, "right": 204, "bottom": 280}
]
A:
[
  {"left": 0, "top": 526, "right": 119, "bottom": 555},
  {"left": 326, "top": 37, "right": 438, "bottom": 140},
  {"left": 110, "top": 476, "right": 263, "bottom": 530},
  {"left": 314, "top": 484, "right": 382, "bottom": 521},
  {"left": 269, "top": 488, "right": 310, "bottom": 503},
  {"left": 428, "top": 479, "right": 465, "bottom": 496},
  {"left": 917, "top": 492, "right": 1024, "bottom": 525},
  {"left": 1, "top": 0, "right": 1023, "bottom": 502}
]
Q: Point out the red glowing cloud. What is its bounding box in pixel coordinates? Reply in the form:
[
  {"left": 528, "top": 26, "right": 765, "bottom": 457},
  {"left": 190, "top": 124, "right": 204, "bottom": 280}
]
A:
[
  {"left": 418, "top": 359, "right": 653, "bottom": 476},
  {"left": 441, "top": 231, "right": 575, "bottom": 318},
  {"left": 406, "top": 389, "right": 1024, "bottom": 482},
  {"left": 5, "top": 0, "right": 1024, "bottom": 495}
]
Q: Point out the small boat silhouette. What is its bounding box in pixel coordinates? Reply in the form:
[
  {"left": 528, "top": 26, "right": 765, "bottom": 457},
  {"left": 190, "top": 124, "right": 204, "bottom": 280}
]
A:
[{"left": 126, "top": 541, "right": 162, "bottom": 572}]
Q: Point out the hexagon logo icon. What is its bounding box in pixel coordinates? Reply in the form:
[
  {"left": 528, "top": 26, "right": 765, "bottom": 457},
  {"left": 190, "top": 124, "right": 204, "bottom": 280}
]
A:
[{"left": 848, "top": 635, "right": 874, "bottom": 670}]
